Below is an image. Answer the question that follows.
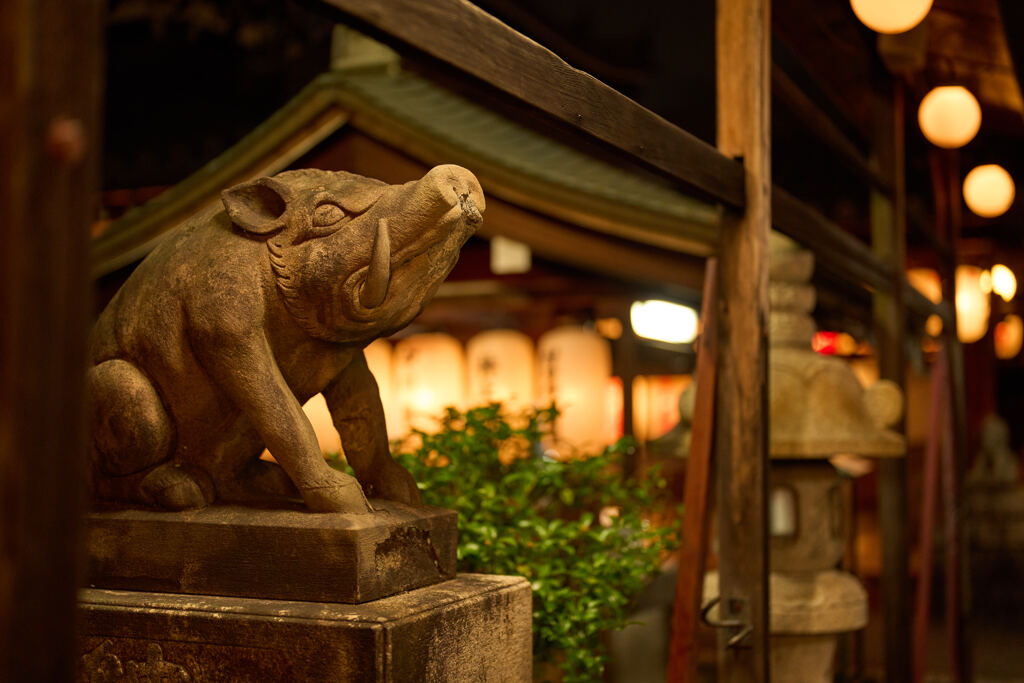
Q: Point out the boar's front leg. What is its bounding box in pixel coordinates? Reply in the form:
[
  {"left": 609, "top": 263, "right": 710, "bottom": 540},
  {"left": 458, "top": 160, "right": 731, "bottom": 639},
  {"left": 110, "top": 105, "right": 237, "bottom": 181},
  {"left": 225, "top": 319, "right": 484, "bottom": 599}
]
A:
[
  {"left": 196, "top": 328, "right": 372, "bottom": 513},
  {"left": 324, "top": 351, "right": 422, "bottom": 506}
]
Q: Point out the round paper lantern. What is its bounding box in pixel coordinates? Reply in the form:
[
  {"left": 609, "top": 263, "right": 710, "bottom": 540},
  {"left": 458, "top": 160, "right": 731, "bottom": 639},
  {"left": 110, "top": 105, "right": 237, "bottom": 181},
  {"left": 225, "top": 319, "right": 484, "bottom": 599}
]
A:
[
  {"left": 850, "top": 0, "right": 932, "bottom": 34},
  {"left": 991, "top": 264, "right": 1017, "bottom": 302},
  {"left": 918, "top": 86, "right": 981, "bottom": 149},
  {"left": 466, "top": 329, "right": 535, "bottom": 412},
  {"left": 995, "top": 315, "right": 1024, "bottom": 360},
  {"left": 393, "top": 333, "right": 465, "bottom": 433},
  {"left": 963, "top": 165, "right": 1015, "bottom": 218},
  {"left": 535, "top": 326, "right": 612, "bottom": 456},
  {"left": 955, "top": 265, "right": 990, "bottom": 344},
  {"left": 364, "top": 338, "right": 403, "bottom": 439}
]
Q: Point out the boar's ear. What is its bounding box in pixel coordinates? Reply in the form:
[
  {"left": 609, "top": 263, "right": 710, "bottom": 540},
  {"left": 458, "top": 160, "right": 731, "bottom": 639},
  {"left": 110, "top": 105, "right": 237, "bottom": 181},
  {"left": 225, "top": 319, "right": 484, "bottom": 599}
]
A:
[{"left": 221, "top": 177, "right": 292, "bottom": 235}]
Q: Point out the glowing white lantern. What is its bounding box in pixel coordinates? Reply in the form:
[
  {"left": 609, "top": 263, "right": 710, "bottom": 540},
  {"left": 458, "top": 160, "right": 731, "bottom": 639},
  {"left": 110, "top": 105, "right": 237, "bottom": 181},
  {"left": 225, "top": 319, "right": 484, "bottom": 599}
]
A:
[
  {"left": 393, "top": 333, "right": 466, "bottom": 433},
  {"left": 850, "top": 0, "right": 932, "bottom": 34},
  {"left": 991, "top": 264, "right": 1017, "bottom": 302},
  {"left": 995, "top": 315, "right": 1024, "bottom": 360},
  {"left": 630, "top": 299, "right": 699, "bottom": 344},
  {"left": 963, "top": 165, "right": 1015, "bottom": 218},
  {"left": 955, "top": 265, "right": 990, "bottom": 344},
  {"left": 918, "top": 86, "right": 981, "bottom": 149},
  {"left": 466, "top": 329, "right": 535, "bottom": 411},
  {"left": 536, "top": 325, "right": 612, "bottom": 455}
]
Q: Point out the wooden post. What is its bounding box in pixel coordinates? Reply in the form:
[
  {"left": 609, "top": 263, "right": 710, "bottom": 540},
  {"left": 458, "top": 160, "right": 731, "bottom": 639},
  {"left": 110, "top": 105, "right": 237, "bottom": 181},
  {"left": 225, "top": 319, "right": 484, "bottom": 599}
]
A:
[
  {"left": 941, "top": 150, "right": 973, "bottom": 683},
  {"left": 0, "top": 0, "right": 102, "bottom": 679},
  {"left": 715, "top": 0, "right": 771, "bottom": 680},
  {"left": 870, "top": 83, "right": 911, "bottom": 683},
  {"left": 668, "top": 260, "right": 719, "bottom": 683}
]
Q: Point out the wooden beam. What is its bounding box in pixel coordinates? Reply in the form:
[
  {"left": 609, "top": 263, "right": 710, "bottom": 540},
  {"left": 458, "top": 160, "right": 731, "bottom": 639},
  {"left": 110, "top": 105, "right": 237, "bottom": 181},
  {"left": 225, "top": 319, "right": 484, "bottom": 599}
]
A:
[
  {"left": 773, "top": 186, "right": 892, "bottom": 291},
  {"left": 0, "top": 0, "right": 103, "bottom": 678},
  {"left": 871, "top": 82, "right": 911, "bottom": 683},
  {"left": 715, "top": 0, "right": 771, "bottom": 679},
  {"left": 317, "top": 0, "right": 746, "bottom": 208}
]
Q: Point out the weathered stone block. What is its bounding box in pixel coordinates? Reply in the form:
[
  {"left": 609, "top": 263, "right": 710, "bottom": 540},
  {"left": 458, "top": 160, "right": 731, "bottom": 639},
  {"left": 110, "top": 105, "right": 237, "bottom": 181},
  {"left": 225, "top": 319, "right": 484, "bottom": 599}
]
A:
[
  {"left": 78, "top": 574, "right": 532, "bottom": 682},
  {"left": 86, "top": 501, "right": 456, "bottom": 603}
]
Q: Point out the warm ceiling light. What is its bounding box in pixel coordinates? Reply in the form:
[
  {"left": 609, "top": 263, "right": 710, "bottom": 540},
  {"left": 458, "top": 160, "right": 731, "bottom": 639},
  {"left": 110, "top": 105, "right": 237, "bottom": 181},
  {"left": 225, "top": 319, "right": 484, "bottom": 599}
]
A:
[
  {"left": 955, "top": 265, "right": 990, "bottom": 343},
  {"left": 963, "top": 164, "right": 1015, "bottom": 218},
  {"left": 630, "top": 300, "right": 699, "bottom": 344},
  {"left": 907, "top": 267, "right": 942, "bottom": 304},
  {"left": 995, "top": 315, "right": 1024, "bottom": 360},
  {"left": 991, "top": 264, "right": 1017, "bottom": 302},
  {"left": 918, "top": 86, "right": 982, "bottom": 149},
  {"left": 850, "top": 0, "right": 933, "bottom": 34}
]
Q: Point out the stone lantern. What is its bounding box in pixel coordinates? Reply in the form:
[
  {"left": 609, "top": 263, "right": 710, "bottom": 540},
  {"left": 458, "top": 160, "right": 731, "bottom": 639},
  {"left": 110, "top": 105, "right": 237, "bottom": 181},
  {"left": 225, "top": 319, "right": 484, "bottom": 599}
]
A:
[{"left": 706, "top": 234, "right": 905, "bottom": 681}]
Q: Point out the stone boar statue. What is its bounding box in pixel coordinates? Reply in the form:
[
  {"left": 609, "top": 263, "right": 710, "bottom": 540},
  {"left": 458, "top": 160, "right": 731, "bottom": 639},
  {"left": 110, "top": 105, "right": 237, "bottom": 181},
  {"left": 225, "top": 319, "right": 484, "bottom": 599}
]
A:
[{"left": 88, "top": 165, "right": 484, "bottom": 514}]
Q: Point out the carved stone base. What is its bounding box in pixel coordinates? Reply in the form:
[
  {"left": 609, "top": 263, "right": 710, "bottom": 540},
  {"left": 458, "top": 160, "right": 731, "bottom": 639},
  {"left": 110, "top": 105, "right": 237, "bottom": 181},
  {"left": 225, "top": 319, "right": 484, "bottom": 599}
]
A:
[
  {"left": 85, "top": 501, "right": 456, "bottom": 603},
  {"left": 78, "top": 574, "right": 532, "bottom": 682}
]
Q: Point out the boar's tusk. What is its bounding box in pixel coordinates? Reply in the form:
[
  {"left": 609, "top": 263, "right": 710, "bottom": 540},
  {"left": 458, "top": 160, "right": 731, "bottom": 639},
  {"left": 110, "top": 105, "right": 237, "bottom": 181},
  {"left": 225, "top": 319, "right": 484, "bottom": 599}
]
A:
[{"left": 360, "top": 218, "right": 391, "bottom": 308}]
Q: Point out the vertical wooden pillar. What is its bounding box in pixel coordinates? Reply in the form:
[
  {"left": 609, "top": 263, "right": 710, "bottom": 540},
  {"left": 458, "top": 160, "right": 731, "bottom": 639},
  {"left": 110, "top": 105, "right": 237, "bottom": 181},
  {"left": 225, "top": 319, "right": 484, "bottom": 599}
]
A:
[
  {"left": 715, "top": 0, "right": 771, "bottom": 680},
  {"left": 0, "top": 0, "right": 102, "bottom": 679},
  {"left": 941, "top": 151, "right": 973, "bottom": 683},
  {"left": 870, "top": 83, "right": 911, "bottom": 683}
]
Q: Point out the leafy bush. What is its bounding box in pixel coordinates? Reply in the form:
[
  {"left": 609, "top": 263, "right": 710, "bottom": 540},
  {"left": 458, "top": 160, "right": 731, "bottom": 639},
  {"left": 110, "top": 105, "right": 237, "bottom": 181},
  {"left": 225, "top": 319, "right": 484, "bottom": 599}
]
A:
[{"left": 333, "top": 404, "right": 678, "bottom": 682}]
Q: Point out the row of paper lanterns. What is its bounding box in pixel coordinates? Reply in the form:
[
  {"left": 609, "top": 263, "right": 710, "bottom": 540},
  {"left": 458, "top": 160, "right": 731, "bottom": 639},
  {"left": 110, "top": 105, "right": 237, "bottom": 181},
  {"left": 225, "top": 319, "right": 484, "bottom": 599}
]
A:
[
  {"left": 298, "top": 326, "right": 690, "bottom": 458},
  {"left": 908, "top": 265, "right": 1021, "bottom": 358},
  {"left": 851, "top": 0, "right": 1016, "bottom": 219}
]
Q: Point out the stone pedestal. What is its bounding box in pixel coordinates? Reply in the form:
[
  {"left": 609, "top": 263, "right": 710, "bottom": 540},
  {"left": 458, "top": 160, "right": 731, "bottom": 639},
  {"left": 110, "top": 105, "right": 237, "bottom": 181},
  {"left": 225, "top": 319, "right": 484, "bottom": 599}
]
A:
[
  {"left": 85, "top": 501, "right": 456, "bottom": 603},
  {"left": 78, "top": 574, "right": 533, "bottom": 682}
]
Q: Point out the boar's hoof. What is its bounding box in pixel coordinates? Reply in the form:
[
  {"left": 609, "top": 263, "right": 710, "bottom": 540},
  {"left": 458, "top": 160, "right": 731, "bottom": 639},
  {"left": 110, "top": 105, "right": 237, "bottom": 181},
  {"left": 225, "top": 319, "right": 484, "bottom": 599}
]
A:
[
  {"left": 300, "top": 478, "right": 373, "bottom": 514},
  {"left": 366, "top": 462, "right": 423, "bottom": 506},
  {"left": 140, "top": 463, "right": 214, "bottom": 510}
]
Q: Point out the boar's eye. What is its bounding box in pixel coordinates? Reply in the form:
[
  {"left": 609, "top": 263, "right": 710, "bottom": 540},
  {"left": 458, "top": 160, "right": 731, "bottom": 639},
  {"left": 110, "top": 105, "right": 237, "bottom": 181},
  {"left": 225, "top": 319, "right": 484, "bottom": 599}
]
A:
[{"left": 312, "top": 203, "right": 344, "bottom": 227}]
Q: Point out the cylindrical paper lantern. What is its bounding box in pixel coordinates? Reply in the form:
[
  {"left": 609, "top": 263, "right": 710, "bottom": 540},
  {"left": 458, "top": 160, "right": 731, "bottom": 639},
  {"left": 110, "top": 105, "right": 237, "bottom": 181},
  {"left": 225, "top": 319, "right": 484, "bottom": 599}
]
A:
[
  {"left": 536, "top": 325, "right": 612, "bottom": 456},
  {"left": 955, "top": 265, "right": 990, "bottom": 344},
  {"left": 364, "top": 338, "right": 402, "bottom": 439},
  {"left": 466, "top": 329, "right": 535, "bottom": 412},
  {"left": 633, "top": 375, "right": 692, "bottom": 443},
  {"left": 393, "top": 333, "right": 465, "bottom": 433}
]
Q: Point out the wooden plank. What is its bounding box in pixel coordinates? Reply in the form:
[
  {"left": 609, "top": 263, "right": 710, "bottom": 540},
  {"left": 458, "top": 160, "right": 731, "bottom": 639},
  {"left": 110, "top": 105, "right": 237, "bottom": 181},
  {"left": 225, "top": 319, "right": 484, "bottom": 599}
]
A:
[
  {"left": 667, "top": 259, "right": 719, "bottom": 683},
  {"left": 86, "top": 502, "right": 456, "bottom": 603},
  {"left": 715, "top": 0, "right": 771, "bottom": 679},
  {"left": 317, "top": 0, "right": 746, "bottom": 208},
  {"left": 871, "top": 82, "right": 912, "bottom": 683},
  {"left": 0, "top": 0, "right": 103, "bottom": 679}
]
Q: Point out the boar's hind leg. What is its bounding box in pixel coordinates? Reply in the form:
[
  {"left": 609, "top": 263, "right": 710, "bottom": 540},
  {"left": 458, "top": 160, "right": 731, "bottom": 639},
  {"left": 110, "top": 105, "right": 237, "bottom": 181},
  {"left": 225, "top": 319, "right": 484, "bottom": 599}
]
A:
[{"left": 89, "top": 359, "right": 173, "bottom": 477}]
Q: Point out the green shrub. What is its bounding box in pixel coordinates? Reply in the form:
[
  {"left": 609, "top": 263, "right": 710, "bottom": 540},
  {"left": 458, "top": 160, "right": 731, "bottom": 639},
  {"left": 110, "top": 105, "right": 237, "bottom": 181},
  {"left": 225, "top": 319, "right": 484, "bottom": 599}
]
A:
[{"left": 331, "top": 404, "right": 678, "bottom": 683}]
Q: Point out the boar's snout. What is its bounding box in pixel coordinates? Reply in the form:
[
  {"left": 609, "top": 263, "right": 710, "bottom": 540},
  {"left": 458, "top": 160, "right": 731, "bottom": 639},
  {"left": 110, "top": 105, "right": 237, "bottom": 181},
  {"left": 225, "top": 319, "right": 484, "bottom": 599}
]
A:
[{"left": 416, "top": 164, "right": 485, "bottom": 229}]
